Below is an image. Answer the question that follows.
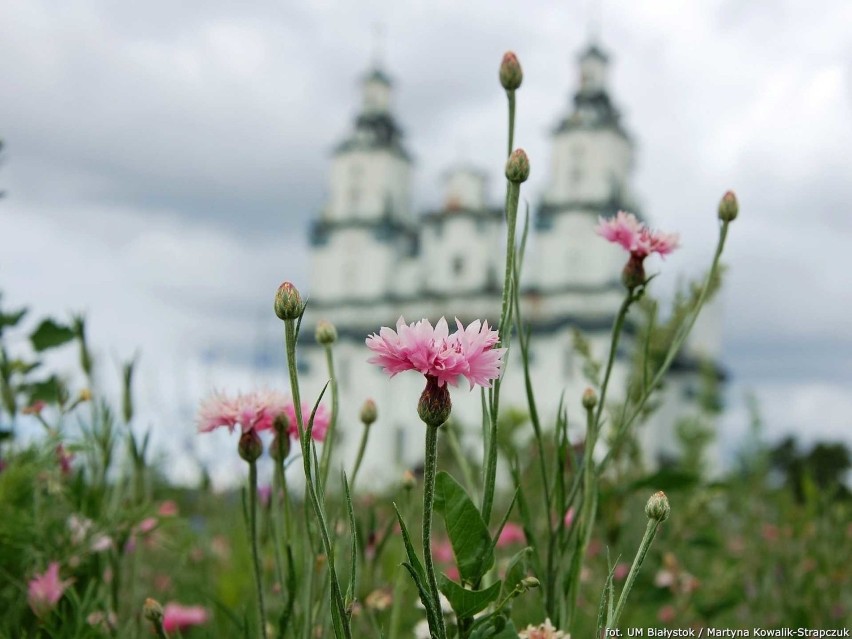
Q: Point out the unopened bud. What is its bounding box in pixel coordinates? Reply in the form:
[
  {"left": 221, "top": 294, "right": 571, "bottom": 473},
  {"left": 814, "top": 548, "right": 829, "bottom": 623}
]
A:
[
  {"left": 269, "top": 433, "right": 291, "bottom": 462},
  {"left": 718, "top": 190, "right": 738, "bottom": 222},
  {"left": 505, "top": 149, "right": 530, "bottom": 184},
  {"left": 402, "top": 469, "right": 416, "bottom": 490},
  {"left": 645, "top": 491, "right": 671, "bottom": 522},
  {"left": 238, "top": 430, "right": 263, "bottom": 463},
  {"left": 79, "top": 388, "right": 92, "bottom": 402},
  {"left": 274, "top": 282, "right": 303, "bottom": 321},
  {"left": 360, "top": 399, "right": 378, "bottom": 426},
  {"left": 417, "top": 376, "right": 451, "bottom": 428},
  {"left": 273, "top": 413, "right": 289, "bottom": 436},
  {"left": 520, "top": 576, "right": 540, "bottom": 590},
  {"left": 499, "top": 51, "right": 523, "bottom": 91},
  {"left": 142, "top": 598, "right": 164, "bottom": 624},
  {"left": 621, "top": 254, "right": 646, "bottom": 291},
  {"left": 315, "top": 320, "right": 337, "bottom": 345},
  {"left": 582, "top": 388, "right": 597, "bottom": 410}
]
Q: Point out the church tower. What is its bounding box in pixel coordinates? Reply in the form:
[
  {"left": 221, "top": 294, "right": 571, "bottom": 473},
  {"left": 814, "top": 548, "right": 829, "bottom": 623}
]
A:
[
  {"left": 531, "top": 43, "right": 635, "bottom": 296},
  {"left": 309, "top": 66, "right": 413, "bottom": 303}
]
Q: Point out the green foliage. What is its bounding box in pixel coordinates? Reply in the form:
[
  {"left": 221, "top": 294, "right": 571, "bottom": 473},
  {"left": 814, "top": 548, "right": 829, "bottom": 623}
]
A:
[{"left": 30, "top": 319, "right": 76, "bottom": 352}]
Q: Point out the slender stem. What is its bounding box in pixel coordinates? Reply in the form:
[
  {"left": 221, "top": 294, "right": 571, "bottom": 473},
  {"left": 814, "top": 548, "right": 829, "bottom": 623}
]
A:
[
  {"left": 319, "top": 344, "right": 338, "bottom": 492},
  {"left": 506, "top": 90, "right": 515, "bottom": 159},
  {"left": 422, "top": 424, "right": 447, "bottom": 639},
  {"left": 593, "top": 293, "right": 635, "bottom": 432},
  {"left": 611, "top": 519, "right": 661, "bottom": 627},
  {"left": 600, "top": 221, "right": 731, "bottom": 471},
  {"left": 497, "top": 182, "right": 520, "bottom": 345},
  {"left": 248, "top": 460, "right": 269, "bottom": 639},
  {"left": 152, "top": 619, "right": 169, "bottom": 639},
  {"left": 284, "top": 320, "right": 351, "bottom": 639},
  {"left": 349, "top": 423, "right": 371, "bottom": 492}
]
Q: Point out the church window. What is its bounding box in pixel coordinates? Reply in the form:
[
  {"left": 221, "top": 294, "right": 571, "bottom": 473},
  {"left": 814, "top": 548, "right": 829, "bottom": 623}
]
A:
[
  {"left": 452, "top": 255, "right": 464, "bottom": 276},
  {"left": 394, "top": 426, "right": 406, "bottom": 463}
]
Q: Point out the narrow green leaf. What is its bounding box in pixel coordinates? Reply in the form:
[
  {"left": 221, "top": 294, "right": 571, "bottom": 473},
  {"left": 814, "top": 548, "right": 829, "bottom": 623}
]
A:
[
  {"left": 343, "top": 472, "right": 357, "bottom": 609},
  {"left": 29, "top": 319, "right": 75, "bottom": 352},
  {"left": 438, "top": 574, "right": 501, "bottom": 619}
]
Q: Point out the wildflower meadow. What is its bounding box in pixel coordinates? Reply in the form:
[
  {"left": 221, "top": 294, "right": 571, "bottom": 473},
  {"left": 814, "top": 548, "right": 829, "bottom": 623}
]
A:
[{"left": 0, "top": 51, "right": 850, "bottom": 639}]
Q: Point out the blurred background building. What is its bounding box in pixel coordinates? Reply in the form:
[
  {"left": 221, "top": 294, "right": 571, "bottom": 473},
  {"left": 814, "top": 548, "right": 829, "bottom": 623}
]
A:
[{"left": 297, "top": 41, "right": 724, "bottom": 485}]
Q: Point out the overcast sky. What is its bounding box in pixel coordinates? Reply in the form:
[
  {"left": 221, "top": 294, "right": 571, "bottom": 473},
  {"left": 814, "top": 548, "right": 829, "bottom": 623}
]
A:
[{"left": 2, "top": 0, "right": 851, "bottom": 477}]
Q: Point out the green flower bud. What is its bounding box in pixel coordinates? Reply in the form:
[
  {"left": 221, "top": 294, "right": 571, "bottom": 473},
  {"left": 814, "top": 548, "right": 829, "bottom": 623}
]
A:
[
  {"left": 718, "top": 190, "right": 739, "bottom": 222},
  {"left": 582, "top": 388, "right": 598, "bottom": 410},
  {"left": 499, "top": 51, "right": 523, "bottom": 91},
  {"left": 238, "top": 430, "right": 263, "bottom": 463},
  {"left": 269, "top": 433, "right": 291, "bottom": 462},
  {"left": 274, "top": 281, "right": 303, "bottom": 321},
  {"left": 315, "top": 320, "right": 337, "bottom": 345},
  {"left": 621, "top": 254, "right": 646, "bottom": 291},
  {"left": 417, "top": 376, "right": 451, "bottom": 428},
  {"left": 360, "top": 399, "right": 378, "bottom": 426},
  {"left": 143, "top": 598, "right": 164, "bottom": 624},
  {"left": 505, "top": 149, "right": 530, "bottom": 184},
  {"left": 645, "top": 490, "right": 671, "bottom": 522}
]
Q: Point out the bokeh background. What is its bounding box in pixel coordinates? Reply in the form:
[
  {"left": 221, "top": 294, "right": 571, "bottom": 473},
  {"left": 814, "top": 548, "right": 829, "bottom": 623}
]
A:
[{"left": 2, "top": 0, "right": 851, "bottom": 486}]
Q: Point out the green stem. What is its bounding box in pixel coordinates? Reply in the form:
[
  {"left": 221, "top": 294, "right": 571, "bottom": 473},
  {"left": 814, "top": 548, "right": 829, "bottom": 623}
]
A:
[
  {"left": 600, "top": 221, "right": 731, "bottom": 471},
  {"left": 349, "top": 422, "right": 371, "bottom": 492},
  {"left": 506, "top": 89, "right": 515, "bottom": 159},
  {"left": 610, "top": 519, "right": 661, "bottom": 627},
  {"left": 423, "top": 424, "right": 447, "bottom": 639},
  {"left": 284, "top": 320, "right": 351, "bottom": 639},
  {"left": 593, "top": 293, "right": 635, "bottom": 432},
  {"left": 319, "top": 344, "right": 338, "bottom": 492},
  {"left": 248, "top": 460, "right": 269, "bottom": 639}
]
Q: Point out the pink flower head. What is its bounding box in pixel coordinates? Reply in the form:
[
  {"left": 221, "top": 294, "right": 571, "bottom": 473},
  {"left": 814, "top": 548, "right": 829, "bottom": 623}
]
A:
[
  {"left": 497, "top": 522, "right": 526, "bottom": 548},
  {"left": 197, "top": 390, "right": 328, "bottom": 441},
  {"left": 158, "top": 500, "right": 179, "bottom": 517},
  {"left": 284, "top": 401, "right": 330, "bottom": 442},
  {"left": 596, "top": 211, "right": 679, "bottom": 259},
  {"left": 563, "top": 507, "right": 575, "bottom": 529},
  {"left": 613, "top": 562, "right": 631, "bottom": 581},
  {"left": 162, "top": 603, "right": 210, "bottom": 633},
  {"left": 366, "top": 317, "right": 505, "bottom": 389},
  {"left": 28, "top": 562, "right": 72, "bottom": 618}
]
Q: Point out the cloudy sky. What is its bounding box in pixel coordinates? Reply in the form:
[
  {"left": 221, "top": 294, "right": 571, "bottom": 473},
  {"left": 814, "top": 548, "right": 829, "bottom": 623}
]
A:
[{"left": 2, "top": 0, "right": 851, "bottom": 478}]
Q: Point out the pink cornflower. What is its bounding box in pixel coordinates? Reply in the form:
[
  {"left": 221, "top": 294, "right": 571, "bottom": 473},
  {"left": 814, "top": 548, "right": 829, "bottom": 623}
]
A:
[
  {"left": 518, "top": 618, "right": 568, "bottom": 639},
  {"left": 496, "top": 522, "right": 526, "bottom": 548},
  {"left": 366, "top": 317, "right": 504, "bottom": 389},
  {"left": 595, "top": 211, "right": 679, "bottom": 259},
  {"left": 162, "top": 603, "right": 210, "bottom": 633},
  {"left": 196, "top": 390, "right": 328, "bottom": 441},
  {"left": 28, "top": 563, "right": 72, "bottom": 618}
]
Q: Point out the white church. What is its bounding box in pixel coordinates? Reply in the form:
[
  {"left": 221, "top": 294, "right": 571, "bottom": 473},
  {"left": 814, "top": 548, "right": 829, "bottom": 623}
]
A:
[{"left": 297, "top": 43, "right": 722, "bottom": 483}]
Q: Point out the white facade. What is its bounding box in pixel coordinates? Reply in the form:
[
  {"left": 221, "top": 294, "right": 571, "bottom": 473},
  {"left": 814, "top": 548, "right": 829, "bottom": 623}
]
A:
[{"left": 296, "top": 46, "right": 722, "bottom": 487}]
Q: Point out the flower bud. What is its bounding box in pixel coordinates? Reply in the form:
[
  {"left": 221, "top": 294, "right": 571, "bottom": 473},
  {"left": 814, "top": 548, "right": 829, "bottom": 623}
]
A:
[
  {"left": 315, "top": 320, "right": 337, "bottom": 345},
  {"left": 143, "top": 597, "right": 164, "bottom": 624},
  {"left": 645, "top": 491, "right": 671, "bottom": 522},
  {"left": 79, "top": 388, "right": 92, "bottom": 402},
  {"left": 417, "top": 376, "right": 451, "bottom": 427},
  {"left": 273, "top": 413, "right": 289, "bottom": 436},
  {"left": 505, "top": 149, "right": 530, "bottom": 184},
  {"left": 621, "top": 254, "right": 646, "bottom": 291},
  {"left": 360, "top": 399, "right": 378, "bottom": 426},
  {"left": 582, "top": 388, "right": 597, "bottom": 411},
  {"left": 238, "top": 430, "right": 263, "bottom": 463},
  {"left": 269, "top": 433, "right": 291, "bottom": 462},
  {"left": 274, "top": 282, "right": 303, "bottom": 321},
  {"left": 520, "top": 576, "right": 540, "bottom": 590},
  {"left": 402, "top": 469, "right": 416, "bottom": 490},
  {"left": 718, "top": 190, "right": 738, "bottom": 222},
  {"left": 499, "top": 51, "right": 523, "bottom": 91}
]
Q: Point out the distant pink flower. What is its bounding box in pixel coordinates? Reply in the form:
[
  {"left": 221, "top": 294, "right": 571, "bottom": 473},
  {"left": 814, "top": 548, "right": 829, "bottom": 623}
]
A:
[
  {"left": 137, "top": 517, "right": 158, "bottom": 534},
  {"left": 283, "top": 401, "right": 330, "bottom": 442},
  {"left": 258, "top": 484, "right": 272, "bottom": 508},
  {"left": 158, "top": 500, "right": 179, "bottom": 517},
  {"left": 22, "top": 400, "right": 46, "bottom": 416},
  {"left": 658, "top": 604, "right": 676, "bottom": 624},
  {"left": 56, "top": 444, "right": 74, "bottom": 475},
  {"left": 613, "top": 562, "right": 630, "bottom": 581},
  {"left": 563, "top": 507, "right": 575, "bottom": 529},
  {"left": 28, "top": 563, "right": 72, "bottom": 617},
  {"left": 197, "top": 390, "right": 328, "bottom": 441},
  {"left": 366, "top": 317, "right": 504, "bottom": 389},
  {"left": 433, "top": 539, "right": 454, "bottom": 564},
  {"left": 497, "top": 522, "right": 526, "bottom": 548},
  {"left": 596, "top": 211, "right": 679, "bottom": 259},
  {"left": 518, "top": 618, "right": 568, "bottom": 639},
  {"left": 162, "top": 603, "right": 209, "bottom": 633}
]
